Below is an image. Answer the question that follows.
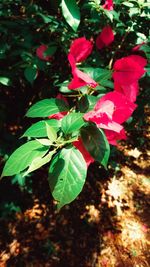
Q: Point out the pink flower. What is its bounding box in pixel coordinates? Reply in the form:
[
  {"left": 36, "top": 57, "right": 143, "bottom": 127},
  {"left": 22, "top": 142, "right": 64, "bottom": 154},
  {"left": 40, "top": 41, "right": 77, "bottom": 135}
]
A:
[
  {"left": 88, "top": 91, "right": 137, "bottom": 124},
  {"left": 69, "top": 37, "right": 93, "bottom": 63},
  {"left": 96, "top": 26, "right": 114, "bottom": 49},
  {"left": 114, "top": 81, "right": 139, "bottom": 103},
  {"left": 84, "top": 92, "right": 136, "bottom": 145},
  {"left": 104, "top": 129, "right": 127, "bottom": 146},
  {"left": 36, "top": 45, "right": 52, "bottom": 61},
  {"left": 48, "top": 94, "right": 68, "bottom": 120},
  {"left": 113, "top": 55, "right": 147, "bottom": 85},
  {"left": 73, "top": 139, "right": 94, "bottom": 167},
  {"left": 102, "top": 0, "right": 114, "bottom": 10},
  {"left": 68, "top": 53, "right": 98, "bottom": 90}
]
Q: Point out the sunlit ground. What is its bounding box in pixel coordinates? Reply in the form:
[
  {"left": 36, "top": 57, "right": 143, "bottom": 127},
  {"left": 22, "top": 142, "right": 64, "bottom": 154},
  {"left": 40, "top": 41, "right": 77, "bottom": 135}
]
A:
[{"left": 0, "top": 108, "right": 149, "bottom": 266}]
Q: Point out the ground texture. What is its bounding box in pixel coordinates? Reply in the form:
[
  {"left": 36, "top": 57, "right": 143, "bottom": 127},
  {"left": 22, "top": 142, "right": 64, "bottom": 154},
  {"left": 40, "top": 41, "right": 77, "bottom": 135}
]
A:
[{"left": 0, "top": 107, "right": 150, "bottom": 267}]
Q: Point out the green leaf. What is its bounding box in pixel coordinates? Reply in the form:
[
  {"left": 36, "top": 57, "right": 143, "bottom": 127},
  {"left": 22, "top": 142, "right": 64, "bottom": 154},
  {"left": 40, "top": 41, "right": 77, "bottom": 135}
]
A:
[
  {"left": 24, "top": 150, "right": 56, "bottom": 176},
  {"left": 48, "top": 146, "right": 87, "bottom": 209},
  {"left": 59, "top": 80, "right": 71, "bottom": 93},
  {"left": 24, "top": 66, "right": 38, "bottom": 84},
  {"left": 78, "top": 95, "right": 98, "bottom": 112},
  {"left": 80, "top": 124, "right": 110, "bottom": 168},
  {"left": 22, "top": 120, "right": 60, "bottom": 138},
  {"left": 2, "top": 140, "right": 49, "bottom": 177},
  {"left": 26, "top": 98, "right": 69, "bottom": 118},
  {"left": 103, "top": 9, "right": 113, "bottom": 21},
  {"left": 0, "top": 76, "right": 11, "bottom": 86},
  {"left": 61, "top": 0, "right": 80, "bottom": 32},
  {"left": 44, "top": 46, "right": 57, "bottom": 56},
  {"left": 80, "top": 67, "right": 112, "bottom": 84},
  {"left": 61, "top": 113, "right": 85, "bottom": 134},
  {"left": 46, "top": 123, "right": 57, "bottom": 142},
  {"left": 123, "top": 2, "right": 134, "bottom": 7},
  {"left": 36, "top": 138, "right": 52, "bottom": 146}
]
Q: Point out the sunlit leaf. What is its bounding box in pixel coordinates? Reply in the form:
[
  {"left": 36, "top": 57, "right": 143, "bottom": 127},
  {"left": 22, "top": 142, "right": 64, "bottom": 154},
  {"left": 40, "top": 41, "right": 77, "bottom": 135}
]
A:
[
  {"left": 49, "top": 146, "right": 87, "bottom": 209},
  {"left": 26, "top": 98, "right": 69, "bottom": 118},
  {"left": 2, "top": 141, "right": 48, "bottom": 177},
  {"left": 61, "top": 0, "right": 80, "bottom": 31}
]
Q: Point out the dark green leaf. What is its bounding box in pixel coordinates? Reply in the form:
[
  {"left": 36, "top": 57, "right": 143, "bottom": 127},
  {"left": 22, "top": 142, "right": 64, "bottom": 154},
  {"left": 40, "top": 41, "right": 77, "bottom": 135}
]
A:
[
  {"left": 49, "top": 146, "right": 87, "bottom": 209},
  {"left": 44, "top": 46, "right": 57, "bottom": 56},
  {"left": 78, "top": 95, "right": 98, "bottom": 112},
  {"left": 24, "top": 66, "right": 38, "bottom": 84},
  {"left": 80, "top": 124, "right": 110, "bottom": 168}
]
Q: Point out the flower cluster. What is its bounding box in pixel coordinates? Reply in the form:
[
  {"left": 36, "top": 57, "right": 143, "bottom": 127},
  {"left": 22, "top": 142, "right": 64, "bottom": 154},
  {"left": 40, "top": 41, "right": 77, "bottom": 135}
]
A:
[
  {"left": 65, "top": 29, "right": 147, "bottom": 165},
  {"left": 44, "top": 24, "right": 146, "bottom": 166},
  {"left": 68, "top": 37, "right": 98, "bottom": 89}
]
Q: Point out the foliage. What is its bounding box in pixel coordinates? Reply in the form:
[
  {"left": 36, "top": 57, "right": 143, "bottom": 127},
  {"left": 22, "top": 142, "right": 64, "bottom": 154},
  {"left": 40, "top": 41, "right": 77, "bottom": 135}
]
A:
[{"left": 0, "top": 0, "right": 149, "bottom": 209}]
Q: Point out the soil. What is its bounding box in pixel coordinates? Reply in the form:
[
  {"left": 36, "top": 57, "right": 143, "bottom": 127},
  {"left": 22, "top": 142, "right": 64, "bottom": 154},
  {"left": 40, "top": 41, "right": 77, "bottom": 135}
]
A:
[{"left": 0, "top": 105, "right": 149, "bottom": 267}]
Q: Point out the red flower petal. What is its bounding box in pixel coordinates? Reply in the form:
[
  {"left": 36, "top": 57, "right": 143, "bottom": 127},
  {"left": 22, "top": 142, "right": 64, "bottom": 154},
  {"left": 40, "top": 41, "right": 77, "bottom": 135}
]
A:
[
  {"left": 73, "top": 139, "right": 94, "bottom": 167},
  {"left": 69, "top": 37, "right": 93, "bottom": 63},
  {"left": 102, "top": 0, "right": 114, "bottom": 10},
  {"left": 104, "top": 128, "right": 126, "bottom": 146},
  {"left": 84, "top": 91, "right": 136, "bottom": 135},
  {"left": 48, "top": 111, "right": 67, "bottom": 120},
  {"left": 96, "top": 26, "right": 114, "bottom": 49},
  {"left": 113, "top": 55, "right": 147, "bottom": 85},
  {"left": 114, "top": 81, "right": 139, "bottom": 103},
  {"left": 95, "top": 92, "right": 137, "bottom": 124},
  {"left": 36, "top": 45, "right": 52, "bottom": 61},
  {"left": 68, "top": 53, "right": 98, "bottom": 90}
]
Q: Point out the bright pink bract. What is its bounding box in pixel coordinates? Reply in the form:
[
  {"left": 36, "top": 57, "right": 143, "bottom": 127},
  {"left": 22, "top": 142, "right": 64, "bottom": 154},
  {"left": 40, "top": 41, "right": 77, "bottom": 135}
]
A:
[
  {"left": 113, "top": 55, "right": 147, "bottom": 85},
  {"left": 96, "top": 26, "right": 114, "bottom": 49},
  {"left": 102, "top": 0, "right": 114, "bottom": 10},
  {"left": 84, "top": 92, "right": 136, "bottom": 145},
  {"left": 69, "top": 37, "right": 93, "bottom": 63},
  {"left": 68, "top": 53, "right": 98, "bottom": 90}
]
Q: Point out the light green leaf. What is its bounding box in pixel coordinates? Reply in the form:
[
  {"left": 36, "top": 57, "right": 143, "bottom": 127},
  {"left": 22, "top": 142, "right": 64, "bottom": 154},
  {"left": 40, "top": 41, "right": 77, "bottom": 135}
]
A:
[
  {"left": 36, "top": 138, "right": 52, "bottom": 146},
  {"left": 46, "top": 123, "right": 57, "bottom": 142},
  {"left": 80, "top": 124, "right": 110, "bottom": 168},
  {"left": 26, "top": 98, "right": 69, "bottom": 118},
  {"left": 0, "top": 76, "right": 11, "bottom": 86},
  {"left": 123, "top": 2, "right": 134, "bottom": 7},
  {"left": 24, "top": 150, "right": 56, "bottom": 176},
  {"left": 59, "top": 80, "right": 71, "bottom": 93},
  {"left": 61, "top": 0, "right": 80, "bottom": 32},
  {"left": 22, "top": 120, "right": 60, "bottom": 138},
  {"left": 61, "top": 113, "right": 85, "bottom": 134},
  {"left": 49, "top": 146, "right": 87, "bottom": 209},
  {"left": 103, "top": 10, "right": 113, "bottom": 21},
  {"left": 2, "top": 140, "right": 48, "bottom": 177}
]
